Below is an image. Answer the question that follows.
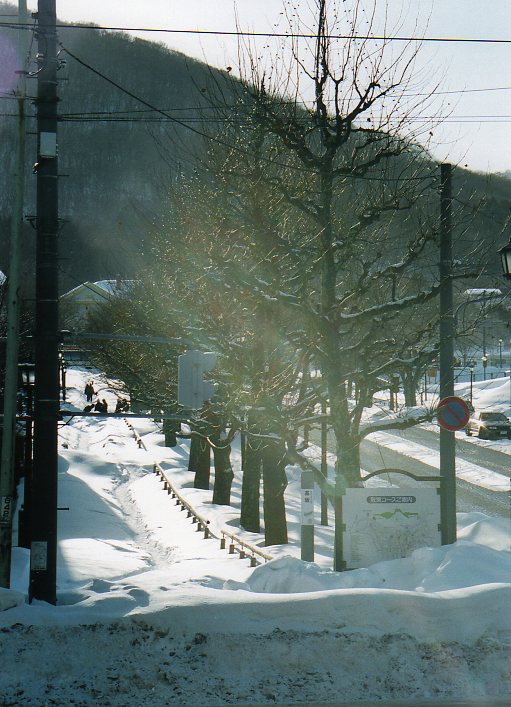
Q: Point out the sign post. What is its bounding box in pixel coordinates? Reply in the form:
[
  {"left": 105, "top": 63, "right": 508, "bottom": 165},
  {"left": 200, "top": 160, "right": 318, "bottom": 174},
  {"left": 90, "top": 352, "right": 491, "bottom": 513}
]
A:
[
  {"left": 300, "top": 471, "right": 314, "bottom": 562},
  {"left": 436, "top": 396, "right": 470, "bottom": 546}
]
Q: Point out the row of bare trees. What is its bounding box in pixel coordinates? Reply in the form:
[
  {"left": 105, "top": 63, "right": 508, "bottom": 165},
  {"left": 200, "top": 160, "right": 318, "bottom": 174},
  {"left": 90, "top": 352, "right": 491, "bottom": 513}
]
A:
[{"left": 81, "top": 1, "right": 491, "bottom": 548}]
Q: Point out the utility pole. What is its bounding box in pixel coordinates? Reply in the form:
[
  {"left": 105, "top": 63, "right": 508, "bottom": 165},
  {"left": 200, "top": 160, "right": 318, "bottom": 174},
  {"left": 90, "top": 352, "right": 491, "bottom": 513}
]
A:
[
  {"left": 439, "top": 163, "right": 456, "bottom": 545},
  {"left": 0, "top": 0, "right": 29, "bottom": 589},
  {"left": 29, "top": 0, "right": 59, "bottom": 604}
]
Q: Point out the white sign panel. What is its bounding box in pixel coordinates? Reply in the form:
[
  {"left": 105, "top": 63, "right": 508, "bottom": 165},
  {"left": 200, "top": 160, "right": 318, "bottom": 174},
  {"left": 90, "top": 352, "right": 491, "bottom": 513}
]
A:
[
  {"left": 30, "top": 541, "right": 48, "bottom": 571},
  {"left": 343, "top": 489, "right": 441, "bottom": 569},
  {"left": 301, "top": 488, "right": 314, "bottom": 525}
]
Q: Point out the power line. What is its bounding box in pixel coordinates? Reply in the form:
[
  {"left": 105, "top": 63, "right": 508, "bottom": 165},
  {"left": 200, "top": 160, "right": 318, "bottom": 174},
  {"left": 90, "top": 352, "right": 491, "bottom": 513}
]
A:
[
  {"left": 5, "top": 79, "right": 511, "bottom": 109},
  {"left": 2, "top": 20, "right": 511, "bottom": 45},
  {"left": 3, "top": 111, "right": 511, "bottom": 125},
  {"left": 55, "top": 115, "right": 511, "bottom": 125},
  {"left": 59, "top": 44, "right": 434, "bottom": 182}
]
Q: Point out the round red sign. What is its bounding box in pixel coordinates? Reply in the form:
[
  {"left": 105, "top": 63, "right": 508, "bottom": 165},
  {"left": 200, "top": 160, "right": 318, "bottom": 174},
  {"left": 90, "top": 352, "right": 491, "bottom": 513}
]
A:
[{"left": 436, "top": 396, "right": 471, "bottom": 431}]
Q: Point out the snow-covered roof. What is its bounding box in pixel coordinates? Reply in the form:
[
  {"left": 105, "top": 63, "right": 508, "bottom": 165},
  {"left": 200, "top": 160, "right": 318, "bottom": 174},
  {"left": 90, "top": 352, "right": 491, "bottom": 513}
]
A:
[
  {"left": 93, "top": 279, "right": 136, "bottom": 295},
  {"left": 464, "top": 288, "right": 502, "bottom": 299},
  {"left": 61, "top": 280, "right": 135, "bottom": 302}
]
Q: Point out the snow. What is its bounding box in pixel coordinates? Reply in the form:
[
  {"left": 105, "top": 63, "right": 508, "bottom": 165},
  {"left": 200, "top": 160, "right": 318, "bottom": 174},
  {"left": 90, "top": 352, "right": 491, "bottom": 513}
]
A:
[{"left": 1, "top": 367, "right": 511, "bottom": 705}]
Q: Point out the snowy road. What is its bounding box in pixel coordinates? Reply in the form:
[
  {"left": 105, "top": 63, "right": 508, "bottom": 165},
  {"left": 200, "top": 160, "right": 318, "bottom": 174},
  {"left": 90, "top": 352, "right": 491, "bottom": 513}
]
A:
[
  {"left": 361, "top": 437, "right": 510, "bottom": 518},
  {"left": 396, "top": 425, "right": 511, "bottom": 478},
  {"left": 309, "top": 427, "right": 510, "bottom": 518}
]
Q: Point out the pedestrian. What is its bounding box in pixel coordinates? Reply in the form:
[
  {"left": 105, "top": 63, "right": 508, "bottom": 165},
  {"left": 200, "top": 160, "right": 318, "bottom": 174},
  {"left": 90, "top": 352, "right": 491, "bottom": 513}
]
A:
[{"left": 84, "top": 382, "right": 94, "bottom": 402}]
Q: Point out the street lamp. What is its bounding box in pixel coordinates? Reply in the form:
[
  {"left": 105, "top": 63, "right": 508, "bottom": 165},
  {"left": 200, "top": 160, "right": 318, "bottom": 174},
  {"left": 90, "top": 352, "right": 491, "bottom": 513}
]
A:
[
  {"left": 498, "top": 238, "right": 511, "bottom": 279},
  {"left": 482, "top": 355, "right": 488, "bottom": 381},
  {"left": 470, "top": 367, "right": 474, "bottom": 405},
  {"left": 499, "top": 339, "right": 503, "bottom": 368}
]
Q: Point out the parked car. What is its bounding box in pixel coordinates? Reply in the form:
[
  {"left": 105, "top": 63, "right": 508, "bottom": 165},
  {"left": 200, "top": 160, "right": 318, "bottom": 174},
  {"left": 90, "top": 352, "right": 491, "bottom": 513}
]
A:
[{"left": 465, "top": 411, "right": 511, "bottom": 439}]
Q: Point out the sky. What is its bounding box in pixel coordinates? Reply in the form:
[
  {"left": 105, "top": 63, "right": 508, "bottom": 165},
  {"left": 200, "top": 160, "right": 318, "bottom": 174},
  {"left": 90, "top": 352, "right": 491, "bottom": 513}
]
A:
[
  {"left": 18, "top": 0, "right": 511, "bottom": 175},
  {"left": 1, "top": 366, "right": 511, "bottom": 703}
]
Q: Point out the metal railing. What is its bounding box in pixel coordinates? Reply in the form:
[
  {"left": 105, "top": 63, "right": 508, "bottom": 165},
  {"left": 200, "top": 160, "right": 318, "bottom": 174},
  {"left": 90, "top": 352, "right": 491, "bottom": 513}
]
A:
[
  {"left": 152, "top": 461, "right": 272, "bottom": 567},
  {"left": 123, "top": 418, "right": 272, "bottom": 566}
]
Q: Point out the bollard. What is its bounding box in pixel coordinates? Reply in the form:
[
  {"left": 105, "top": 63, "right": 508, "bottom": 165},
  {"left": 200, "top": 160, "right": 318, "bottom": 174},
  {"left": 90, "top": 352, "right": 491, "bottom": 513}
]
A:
[
  {"left": 220, "top": 537, "right": 226, "bottom": 550},
  {"left": 204, "top": 526, "right": 209, "bottom": 539},
  {"left": 229, "top": 543, "right": 235, "bottom": 554},
  {"left": 250, "top": 556, "right": 257, "bottom": 567},
  {"left": 239, "top": 549, "right": 246, "bottom": 559}
]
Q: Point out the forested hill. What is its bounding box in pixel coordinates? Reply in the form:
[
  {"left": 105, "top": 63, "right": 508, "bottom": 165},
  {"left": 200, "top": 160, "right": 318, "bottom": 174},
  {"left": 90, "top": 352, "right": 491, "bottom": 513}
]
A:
[
  {"left": 0, "top": 3, "right": 510, "bottom": 292},
  {"left": 0, "top": 4, "right": 223, "bottom": 289}
]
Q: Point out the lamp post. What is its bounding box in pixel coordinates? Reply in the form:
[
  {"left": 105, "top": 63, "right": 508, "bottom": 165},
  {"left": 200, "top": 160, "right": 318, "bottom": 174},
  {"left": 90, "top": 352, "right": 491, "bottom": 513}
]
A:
[
  {"left": 470, "top": 367, "right": 474, "bottom": 405},
  {"left": 499, "top": 339, "right": 503, "bottom": 368},
  {"left": 497, "top": 241, "right": 511, "bottom": 414},
  {"left": 482, "top": 355, "right": 488, "bottom": 381}
]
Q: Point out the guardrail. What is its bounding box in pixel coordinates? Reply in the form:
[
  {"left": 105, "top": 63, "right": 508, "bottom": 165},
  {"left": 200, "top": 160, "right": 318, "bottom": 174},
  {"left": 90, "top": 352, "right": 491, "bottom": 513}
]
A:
[
  {"left": 152, "top": 461, "right": 273, "bottom": 567},
  {"left": 124, "top": 420, "right": 147, "bottom": 450},
  {"left": 123, "top": 418, "right": 273, "bottom": 566}
]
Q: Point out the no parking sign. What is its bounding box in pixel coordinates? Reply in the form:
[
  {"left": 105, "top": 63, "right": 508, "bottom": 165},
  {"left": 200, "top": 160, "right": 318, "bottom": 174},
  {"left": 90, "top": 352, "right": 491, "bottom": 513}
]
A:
[{"left": 436, "top": 396, "right": 471, "bottom": 431}]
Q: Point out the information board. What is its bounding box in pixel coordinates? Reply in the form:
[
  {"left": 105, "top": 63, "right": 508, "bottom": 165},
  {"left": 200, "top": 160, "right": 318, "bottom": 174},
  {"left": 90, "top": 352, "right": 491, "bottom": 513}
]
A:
[{"left": 342, "top": 488, "right": 441, "bottom": 569}]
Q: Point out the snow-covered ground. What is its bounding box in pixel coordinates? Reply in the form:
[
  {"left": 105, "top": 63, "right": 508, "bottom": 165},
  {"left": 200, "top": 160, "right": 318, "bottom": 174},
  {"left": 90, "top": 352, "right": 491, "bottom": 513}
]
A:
[{"left": 1, "top": 367, "right": 511, "bottom": 705}]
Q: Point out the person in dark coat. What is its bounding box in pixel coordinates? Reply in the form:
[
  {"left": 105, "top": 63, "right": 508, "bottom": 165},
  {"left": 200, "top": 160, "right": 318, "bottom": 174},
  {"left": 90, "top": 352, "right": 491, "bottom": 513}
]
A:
[{"left": 84, "top": 382, "right": 94, "bottom": 402}]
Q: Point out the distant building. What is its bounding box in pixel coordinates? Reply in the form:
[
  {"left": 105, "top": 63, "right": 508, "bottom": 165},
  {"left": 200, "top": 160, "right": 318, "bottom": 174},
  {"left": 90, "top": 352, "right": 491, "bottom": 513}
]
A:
[{"left": 60, "top": 279, "right": 135, "bottom": 327}]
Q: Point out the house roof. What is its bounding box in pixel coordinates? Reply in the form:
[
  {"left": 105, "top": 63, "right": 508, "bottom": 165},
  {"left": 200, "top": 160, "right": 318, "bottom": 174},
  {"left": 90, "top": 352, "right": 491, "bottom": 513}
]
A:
[{"left": 61, "top": 280, "right": 135, "bottom": 302}]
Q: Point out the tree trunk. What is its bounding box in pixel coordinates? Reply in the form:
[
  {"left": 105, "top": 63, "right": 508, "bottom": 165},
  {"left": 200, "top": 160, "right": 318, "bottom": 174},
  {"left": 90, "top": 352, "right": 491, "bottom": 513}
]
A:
[
  {"left": 188, "top": 432, "right": 200, "bottom": 471},
  {"left": 240, "top": 436, "right": 262, "bottom": 532},
  {"left": 262, "top": 438, "right": 288, "bottom": 546},
  {"left": 163, "top": 419, "right": 178, "bottom": 447},
  {"left": 403, "top": 375, "right": 417, "bottom": 407},
  {"left": 193, "top": 437, "right": 211, "bottom": 490},
  {"left": 402, "top": 369, "right": 423, "bottom": 407},
  {"left": 212, "top": 438, "right": 234, "bottom": 505}
]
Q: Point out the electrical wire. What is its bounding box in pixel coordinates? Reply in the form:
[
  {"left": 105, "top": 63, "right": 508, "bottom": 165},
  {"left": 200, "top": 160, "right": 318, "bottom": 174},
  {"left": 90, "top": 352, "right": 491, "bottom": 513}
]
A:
[
  {"left": 2, "top": 20, "right": 511, "bottom": 45},
  {"left": 59, "top": 44, "right": 436, "bottom": 183}
]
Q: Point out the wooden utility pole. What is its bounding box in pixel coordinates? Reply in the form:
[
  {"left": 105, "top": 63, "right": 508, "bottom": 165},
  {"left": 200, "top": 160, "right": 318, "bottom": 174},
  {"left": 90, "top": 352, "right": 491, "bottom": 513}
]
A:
[
  {"left": 29, "top": 0, "right": 59, "bottom": 604},
  {"left": 439, "top": 163, "right": 457, "bottom": 545},
  {"left": 0, "top": 0, "right": 29, "bottom": 589}
]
